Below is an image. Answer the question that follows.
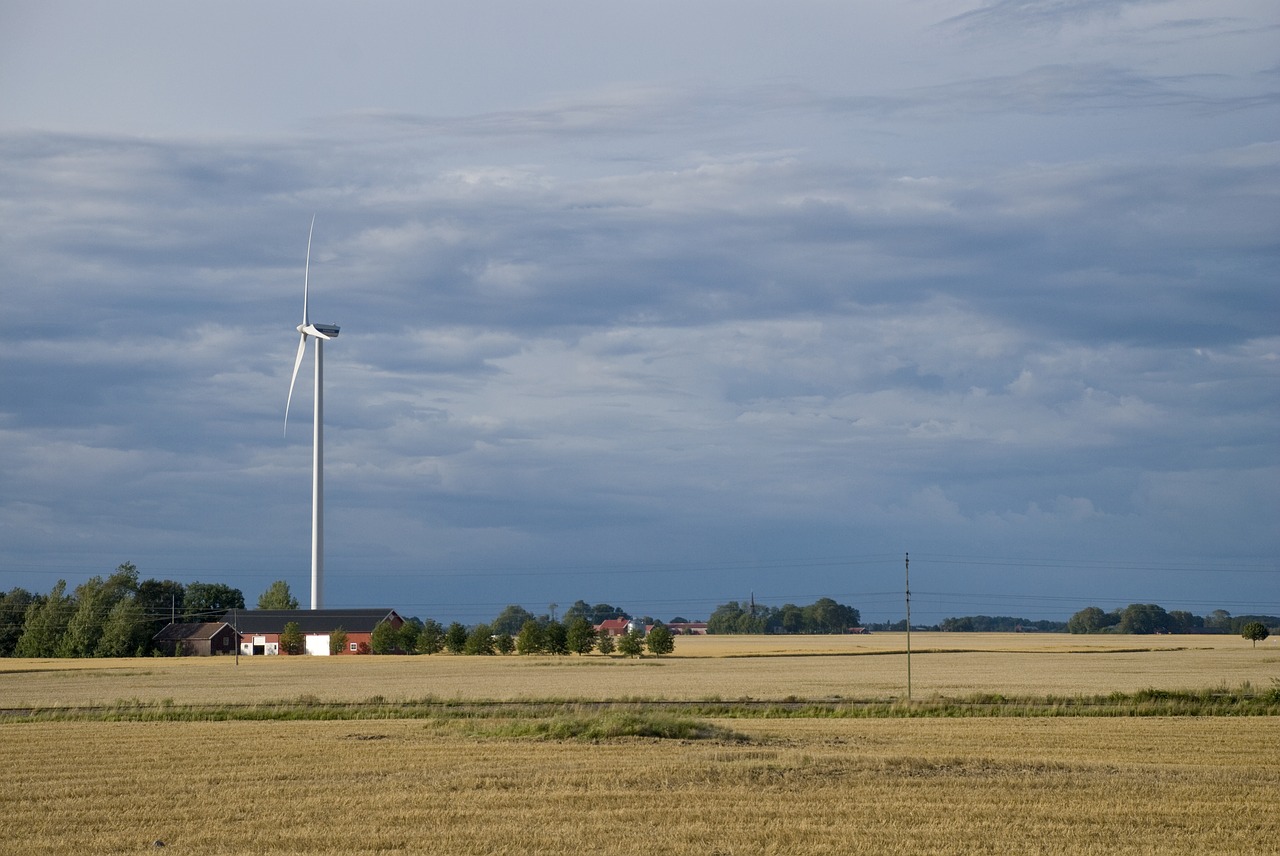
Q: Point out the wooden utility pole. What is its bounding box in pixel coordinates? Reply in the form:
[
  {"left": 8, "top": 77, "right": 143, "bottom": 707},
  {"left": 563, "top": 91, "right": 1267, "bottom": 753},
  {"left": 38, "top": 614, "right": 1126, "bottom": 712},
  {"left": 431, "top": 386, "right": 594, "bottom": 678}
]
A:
[{"left": 905, "top": 552, "right": 912, "bottom": 702}]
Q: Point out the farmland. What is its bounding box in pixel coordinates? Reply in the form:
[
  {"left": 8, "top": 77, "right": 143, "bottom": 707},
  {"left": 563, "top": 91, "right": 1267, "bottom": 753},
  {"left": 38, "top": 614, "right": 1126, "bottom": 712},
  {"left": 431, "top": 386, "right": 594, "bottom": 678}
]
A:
[{"left": 2, "top": 634, "right": 1277, "bottom": 854}]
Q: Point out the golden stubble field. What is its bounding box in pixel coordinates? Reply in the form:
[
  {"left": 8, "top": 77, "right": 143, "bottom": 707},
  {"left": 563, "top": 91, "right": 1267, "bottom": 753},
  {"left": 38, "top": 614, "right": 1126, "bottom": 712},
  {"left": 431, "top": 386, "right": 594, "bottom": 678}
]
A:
[
  {"left": 2, "top": 633, "right": 1276, "bottom": 706},
  {"left": 3, "top": 634, "right": 1278, "bottom": 855}
]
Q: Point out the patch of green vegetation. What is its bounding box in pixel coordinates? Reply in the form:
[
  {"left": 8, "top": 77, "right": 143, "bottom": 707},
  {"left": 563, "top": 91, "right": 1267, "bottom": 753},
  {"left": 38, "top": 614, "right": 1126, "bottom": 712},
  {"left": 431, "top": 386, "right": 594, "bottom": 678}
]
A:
[{"left": 464, "top": 711, "right": 747, "bottom": 742}]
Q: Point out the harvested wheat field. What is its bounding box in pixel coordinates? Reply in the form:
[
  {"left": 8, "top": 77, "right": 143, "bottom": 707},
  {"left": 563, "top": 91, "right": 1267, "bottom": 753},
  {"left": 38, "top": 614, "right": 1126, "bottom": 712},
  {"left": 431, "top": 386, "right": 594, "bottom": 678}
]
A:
[
  {"left": 2, "top": 634, "right": 1277, "bottom": 855},
  {"left": 3, "top": 716, "right": 1277, "bottom": 855},
  {"left": 0, "top": 633, "right": 1275, "bottom": 707}
]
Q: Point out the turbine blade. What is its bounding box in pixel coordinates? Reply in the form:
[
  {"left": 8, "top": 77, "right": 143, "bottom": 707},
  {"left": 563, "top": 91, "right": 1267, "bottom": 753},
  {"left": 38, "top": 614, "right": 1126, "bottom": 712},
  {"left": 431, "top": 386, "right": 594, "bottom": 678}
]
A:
[
  {"left": 302, "top": 215, "right": 315, "bottom": 326},
  {"left": 284, "top": 332, "right": 307, "bottom": 435}
]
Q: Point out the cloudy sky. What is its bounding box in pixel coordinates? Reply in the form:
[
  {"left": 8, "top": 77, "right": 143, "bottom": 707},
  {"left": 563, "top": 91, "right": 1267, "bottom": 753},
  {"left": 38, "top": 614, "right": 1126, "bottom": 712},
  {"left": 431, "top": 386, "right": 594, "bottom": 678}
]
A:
[{"left": 1, "top": 0, "right": 1276, "bottom": 624}]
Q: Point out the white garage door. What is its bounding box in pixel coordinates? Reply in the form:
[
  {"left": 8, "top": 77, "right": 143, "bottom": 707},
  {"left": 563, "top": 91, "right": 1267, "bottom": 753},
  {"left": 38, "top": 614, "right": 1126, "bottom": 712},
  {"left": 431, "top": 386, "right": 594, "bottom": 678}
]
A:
[{"left": 304, "top": 634, "right": 331, "bottom": 656}]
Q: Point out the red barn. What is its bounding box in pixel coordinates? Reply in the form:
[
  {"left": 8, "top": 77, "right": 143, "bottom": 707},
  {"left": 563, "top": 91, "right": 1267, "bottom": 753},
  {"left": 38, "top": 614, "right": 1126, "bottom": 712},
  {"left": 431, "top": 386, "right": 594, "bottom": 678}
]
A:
[{"left": 221, "top": 609, "right": 405, "bottom": 655}]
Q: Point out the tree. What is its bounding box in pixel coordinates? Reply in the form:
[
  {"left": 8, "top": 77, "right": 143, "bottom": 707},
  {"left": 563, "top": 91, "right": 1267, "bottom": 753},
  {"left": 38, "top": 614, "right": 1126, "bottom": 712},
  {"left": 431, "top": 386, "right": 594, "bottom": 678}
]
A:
[
  {"left": 59, "top": 563, "right": 139, "bottom": 657},
  {"left": 645, "top": 623, "right": 675, "bottom": 657},
  {"left": 97, "top": 598, "right": 150, "bottom": 657},
  {"left": 443, "top": 622, "right": 468, "bottom": 655},
  {"left": 566, "top": 617, "right": 596, "bottom": 655},
  {"left": 134, "top": 578, "right": 187, "bottom": 649},
  {"left": 280, "top": 621, "right": 305, "bottom": 655},
  {"left": 516, "top": 619, "right": 545, "bottom": 655},
  {"left": 1242, "top": 621, "right": 1270, "bottom": 648},
  {"left": 397, "top": 619, "right": 423, "bottom": 654},
  {"left": 1066, "top": 606, "right": 1107, "bottom": 634},
  {"left": 617, "top": 630, "right": 644, "bottom": 658},
  {"left": 370, "top": 620, "right": 400, "bottom": 654},
  {"left": 494, "top": 633, "right": 515, "bottom": 655},
  {"left": 0, "top": 588, "right": 36, "bottom": 657},
  {"left": 544, "top": 621, "right": 569, "bottom": 656},
  {"left": 329, "top": 626, "right": 349, "bottom": 655},
  {"left": 596, "top": 628, "right": 616, "bottom": 656},
  {"left": 257, "top": 580, "right": 299, "bottom": 610},
  {"left": 1118, "top": 603, "right": 1170, "bottom": 635},
  {"left": 183, "top": 582, "right": 244, "bottom": 622},
  {"left": 416, "top": 619, "right": 445, "bottom": 655},
  {"left": 15, "top": 580, "right": 74, "bottom": 657},
  {"left": 491, "top": 604, "right": 538, "bottom": 636},
  {"left": 465, "top": 623, "right": 496, "bottom": 655}
]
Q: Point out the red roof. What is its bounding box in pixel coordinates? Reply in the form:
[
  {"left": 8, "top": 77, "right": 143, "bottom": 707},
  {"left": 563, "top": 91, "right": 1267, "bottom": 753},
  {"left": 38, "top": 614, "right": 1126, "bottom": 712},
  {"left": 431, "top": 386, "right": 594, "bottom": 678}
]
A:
[{"left": 594, "top": 618, "right": 630, "bottom": 634}]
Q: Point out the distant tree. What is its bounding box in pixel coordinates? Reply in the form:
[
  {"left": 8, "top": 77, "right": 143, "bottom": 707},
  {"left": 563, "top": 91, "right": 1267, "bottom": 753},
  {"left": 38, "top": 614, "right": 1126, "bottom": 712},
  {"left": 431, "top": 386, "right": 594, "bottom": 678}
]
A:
[
  {"left": 494, "top": 633, "right": 515, "bottom": 655},
  {"left": 443, "top": 622, "right": 468, "bottom": 655},
  {"left": 134, "top": 578, "right": 187, "bottom": 649},
  {"left": 329, "top": 626, "right": 349, "bottom": 655},
  {"left": 397, "top": 618, "right": 423, "bottom": 654},
  {"left": 465, "top": 623, "right": 496, "bottom": 655},
  {"left": 596, "top": 628, "right": 616, "bottom": 656},
  {"left": 1242, "top": 622, "right": 1270, "bottom": 648},
  {"left": 97, "top": 598, "right": 150, "bottom": 657},
  {"left": 562, "top": 600, "right": 592, "bottom": 623},
  {"left": 804, "top": 597, "right": 859, "bottom": 634},
  {"left": 370, "top": 620, "right": 400, "bottom": 654},
  {"left": 0, "top": 588, "right": 36, "bottom": 657},
  {"left": 566, "top": 617, "right": 596, "bottom": 655},
  {"left": 669, "top": 616, "right": 689, "bottom": 625},
  {"left": 645, "top": 623, "right": 675, "bottom": 657},
  {"left": 544, "top": 621, "right": 569, "bottom": 656},
  {"left": 256, "top": 580, "right": 299, "bottom": 610},
  {"left": 491, "top": 604, "right": 538, "bottom": 636},
  {"left": 516, "top": 619, "right": 545, "bottom": 655},
  {"left": 1166, "top": 610, "right": 1202, "bottom": 634},
  {"left": 778, "top": 604, "right": 805, "bottom": 634},
  {"left": 1206, "top": 609, "right": 1232, "bottom": 632},
  {"left": 183, "top": 582, "right": 244, "bottom": 622},
  {"left": 1118, "top": 603, "right": 1170, "bottom": 635},
  {"left": 617, "top": 630, "right": 644, "bottom": 658},
  {"left": 416, "top": 619, "right": 445, "bottom": 655},
  {"left": 1067, "top": 606, "right": 1109, "bottom": 634},
  {"left": 280, "top": 621, "right": 305, "bottom": 655},
  {"left": 576, "top": 601, "right": 629, "bottom": 621},
  {"left": 15, "top": 580, "right": 73, "bottom": 657},
  {"left": 707, "top": 601, "right": 748, "bottom": 635},
  {"left": 60, "top": 563, "right": 139, "bottom": 657}
]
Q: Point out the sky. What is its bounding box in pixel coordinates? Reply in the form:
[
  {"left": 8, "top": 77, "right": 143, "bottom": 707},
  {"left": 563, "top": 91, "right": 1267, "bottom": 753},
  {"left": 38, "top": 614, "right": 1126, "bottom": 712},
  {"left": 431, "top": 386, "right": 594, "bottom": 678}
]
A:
[{"left": 1, "top": 0, "right": 1277, "bottom": 625}]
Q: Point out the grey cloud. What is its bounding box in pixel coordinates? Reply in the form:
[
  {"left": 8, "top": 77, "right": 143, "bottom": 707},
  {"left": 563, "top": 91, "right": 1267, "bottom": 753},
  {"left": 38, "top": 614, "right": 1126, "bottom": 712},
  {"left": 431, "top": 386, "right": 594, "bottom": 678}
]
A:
[{"left": 941, "top": 0, "right": 1170, "bottom": 34}]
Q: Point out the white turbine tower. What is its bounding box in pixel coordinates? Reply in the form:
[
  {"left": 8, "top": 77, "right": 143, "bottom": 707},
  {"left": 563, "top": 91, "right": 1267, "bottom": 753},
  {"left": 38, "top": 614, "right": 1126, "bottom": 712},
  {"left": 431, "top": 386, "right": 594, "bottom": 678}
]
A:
[{"left": 285, "top": 217, "right": 340, "bottom": 610}]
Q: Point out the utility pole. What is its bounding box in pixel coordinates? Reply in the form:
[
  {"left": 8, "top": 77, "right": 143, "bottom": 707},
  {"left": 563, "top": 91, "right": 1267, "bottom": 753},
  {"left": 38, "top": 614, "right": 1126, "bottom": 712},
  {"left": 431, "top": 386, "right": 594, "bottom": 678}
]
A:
[{"left": 905, "top": 552, "right": 911, "bottom": 702}]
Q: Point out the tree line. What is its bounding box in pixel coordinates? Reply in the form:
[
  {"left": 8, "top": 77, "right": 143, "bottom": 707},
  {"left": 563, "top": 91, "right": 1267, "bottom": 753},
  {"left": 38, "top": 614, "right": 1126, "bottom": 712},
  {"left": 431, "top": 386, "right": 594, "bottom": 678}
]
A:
[
  {"left": 0, "top": 564, "right": 254, "bottom": 658},
  {"left": 1065, "top": 604, "right": 1279, "bottom": 635},
  {"left": 0, "top": 570, "right": 679, "bottom": 659},
  {"left": 361, "top": 613, "right": 675, "bottom": 658},
  {"left": 4, "top": 564, "right": 1273, "bottom": 658},
  {"left": 706, "top": 597, "right": 861, "bottom": 634}
]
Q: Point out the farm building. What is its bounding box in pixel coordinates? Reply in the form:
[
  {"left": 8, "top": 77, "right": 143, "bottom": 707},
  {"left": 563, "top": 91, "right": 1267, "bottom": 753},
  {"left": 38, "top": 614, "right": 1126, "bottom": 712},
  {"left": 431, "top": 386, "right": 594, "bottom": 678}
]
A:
[
  {"left": 220, "top": 608, "right": 405, "bottom": 656},
  {"left": 594, "top": 618, "right": 633, "bottom": 637},
  {"left": 666, "top": 622, "right": 708, "bottom": 635},
  {"left": 152, "top": 622, "right": 238, "bottom": 656}
]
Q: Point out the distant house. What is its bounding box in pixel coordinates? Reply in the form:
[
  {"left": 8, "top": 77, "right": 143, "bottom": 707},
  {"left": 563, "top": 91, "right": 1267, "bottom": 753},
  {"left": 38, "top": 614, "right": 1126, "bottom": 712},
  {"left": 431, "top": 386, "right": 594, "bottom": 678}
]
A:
[
  {"left": 221, "top": 609, "right": 405, "bottom": 656},
  {"left": 594, "top": 618, "right": 631, "bottom": 637},
  {"left": 666, "top": 622, "right": 708, "bottom": 636},
  {"left": 153, "top": 622, "right": 238, "bottom": 656}
]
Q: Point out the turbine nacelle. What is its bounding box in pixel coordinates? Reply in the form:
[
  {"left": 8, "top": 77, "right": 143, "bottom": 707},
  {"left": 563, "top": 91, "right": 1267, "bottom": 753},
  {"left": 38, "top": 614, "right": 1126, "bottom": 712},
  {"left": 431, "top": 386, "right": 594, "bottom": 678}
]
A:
[{"left": 299, "top": 322, "right": 340, "bottom": 340}]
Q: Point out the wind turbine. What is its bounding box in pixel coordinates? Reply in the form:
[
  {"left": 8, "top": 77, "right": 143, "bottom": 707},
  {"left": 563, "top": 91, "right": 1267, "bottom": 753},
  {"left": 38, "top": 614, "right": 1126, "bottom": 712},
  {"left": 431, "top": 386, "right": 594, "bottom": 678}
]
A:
[{"left": 285, "top": 216, "right": 340, "bottom": 610}]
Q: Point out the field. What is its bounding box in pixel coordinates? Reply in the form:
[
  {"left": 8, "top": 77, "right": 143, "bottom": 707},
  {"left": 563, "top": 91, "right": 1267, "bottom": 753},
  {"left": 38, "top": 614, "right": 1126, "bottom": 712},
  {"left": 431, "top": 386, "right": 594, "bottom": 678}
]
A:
[{"left": 3, "top": 634, "right": 1278, "bottom": 855}]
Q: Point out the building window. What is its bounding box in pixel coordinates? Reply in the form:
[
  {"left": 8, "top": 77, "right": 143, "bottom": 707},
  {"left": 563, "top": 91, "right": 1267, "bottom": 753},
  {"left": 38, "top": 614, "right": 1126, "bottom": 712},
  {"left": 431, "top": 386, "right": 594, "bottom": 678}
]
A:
[{"left": 350, "top": 642, "right": 358, "bottom": 652}]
